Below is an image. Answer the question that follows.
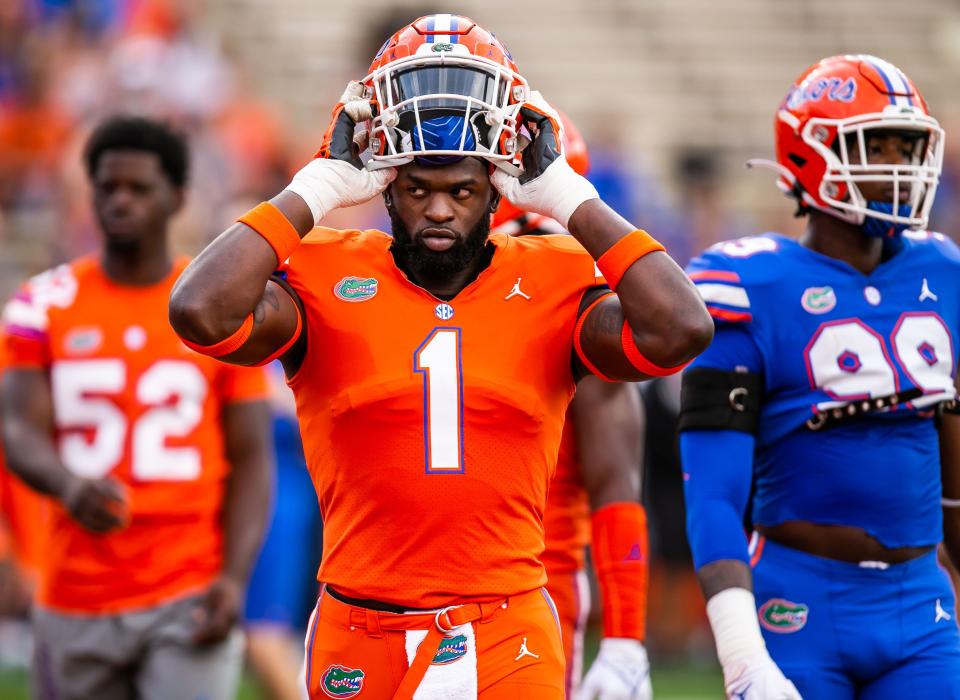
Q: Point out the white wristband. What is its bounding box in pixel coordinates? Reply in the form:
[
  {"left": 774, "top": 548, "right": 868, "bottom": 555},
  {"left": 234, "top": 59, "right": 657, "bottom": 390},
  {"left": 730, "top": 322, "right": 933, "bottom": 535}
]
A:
[
  {"left": 706, "top": 587, "right": 768, "bottom": 669},
  {"left": 943, "top": 497, "right": 960, "bottom": 508}
]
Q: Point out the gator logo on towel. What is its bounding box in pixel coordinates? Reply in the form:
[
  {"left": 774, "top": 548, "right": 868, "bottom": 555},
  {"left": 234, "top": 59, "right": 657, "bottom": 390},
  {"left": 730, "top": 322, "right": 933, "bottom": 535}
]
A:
[
  {"left": 432, "top": 634, "right": 468, "bottom": 665},
  {"left": 334, "top": 277, "right": 378, "bottom": 302},
  {"left": 321, "top": 665, "right": 365, "bottom": 698},
  {"left": 759, "top": 599, "right": 809, "bottom": 633}
]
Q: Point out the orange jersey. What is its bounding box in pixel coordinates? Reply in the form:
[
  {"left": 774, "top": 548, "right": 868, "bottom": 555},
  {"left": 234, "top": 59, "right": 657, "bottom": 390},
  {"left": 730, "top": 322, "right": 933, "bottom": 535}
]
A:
[
  {"left": 2, "top": 256, "right": 268, "bottom": 613},
  {"left": 541, "top": 414, "right": 590, "bottom": 577},
  {"left": 0, "top": 333, "right": 49, "bottom": 582},
  {"left": 283, "top": 228, "right": 603, "bottom": 609}
]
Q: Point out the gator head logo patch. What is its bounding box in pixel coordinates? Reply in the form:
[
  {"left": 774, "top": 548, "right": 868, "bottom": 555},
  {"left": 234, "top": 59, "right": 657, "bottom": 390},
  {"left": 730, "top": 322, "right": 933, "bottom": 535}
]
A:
[
  {"left": 759, "top": 598, "right": 809, "bottom": 633},
  {"left": 334, "top": 277, "right": 378, "bottom": 302},
  {"left": 801, "top": 286, "right": 836, "bottom": 314},
  {"left": 321, "top": 665, "right": 364, "bottom": 698},
  {"left": 432, "top": 634, "right": 468, "bottom": 665}
]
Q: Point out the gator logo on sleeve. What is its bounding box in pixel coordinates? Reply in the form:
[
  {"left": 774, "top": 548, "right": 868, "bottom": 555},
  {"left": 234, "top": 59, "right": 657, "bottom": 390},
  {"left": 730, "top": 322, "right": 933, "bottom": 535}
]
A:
[
  {"left": 759, "top": 599, "right": 809, "bottom": 633},
  {"left": 334, "top": 277, "right": 379, "bottom": 302},
  {"left": 320, "top": 665, "right": 365, "bottom": 698},
  {"left": 432, "top": 634, "right": 468, "bottom": 665}
]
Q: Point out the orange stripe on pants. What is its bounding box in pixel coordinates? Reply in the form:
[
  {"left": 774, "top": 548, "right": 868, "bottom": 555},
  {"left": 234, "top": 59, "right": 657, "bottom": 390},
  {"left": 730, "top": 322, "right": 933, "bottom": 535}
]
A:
[{"left": 304, "top": 588, "right": 565, "bottom": 699}]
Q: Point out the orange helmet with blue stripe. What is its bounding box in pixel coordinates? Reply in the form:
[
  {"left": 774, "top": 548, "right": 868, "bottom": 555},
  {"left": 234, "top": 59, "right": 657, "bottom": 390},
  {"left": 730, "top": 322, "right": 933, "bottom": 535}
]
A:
[
  {"left": 754, "top": 55, "right": 944, "bottom": 236},
  {"left": 362, "top": 14, "right": 529, "bottom": 173}
]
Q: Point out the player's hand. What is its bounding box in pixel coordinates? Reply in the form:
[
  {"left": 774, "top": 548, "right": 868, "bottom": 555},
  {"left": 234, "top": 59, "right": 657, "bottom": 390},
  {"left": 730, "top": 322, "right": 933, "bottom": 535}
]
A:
[
  {"left": 61, "top": 475, "right": 128, "bottom": 533},
  {"left": 192, "top": 575, "right": 243, "bottom": 645},
  {"left": 284, "top": 81, "right": 396, "bottom": 225},
  {"left": 576, "top": 638, "right": 653, "bottom": 700},
  {"left": 490, "top": 90, "right": 598, "bottom": 229},
  {"left": 722, "top": 656, "right": 803, "bottom": 700}
]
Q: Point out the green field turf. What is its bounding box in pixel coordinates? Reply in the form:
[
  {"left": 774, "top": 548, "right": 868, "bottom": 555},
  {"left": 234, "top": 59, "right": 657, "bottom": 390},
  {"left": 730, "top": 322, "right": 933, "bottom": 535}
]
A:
[{"left": 0, "top": 664, "right": 723, "bottom": 699}]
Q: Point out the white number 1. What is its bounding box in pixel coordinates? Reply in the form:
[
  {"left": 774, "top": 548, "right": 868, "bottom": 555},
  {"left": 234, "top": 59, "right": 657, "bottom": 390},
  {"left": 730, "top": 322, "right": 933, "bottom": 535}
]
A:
[{"left": 414, "top": 328, "right": 464, "bottom": 473}]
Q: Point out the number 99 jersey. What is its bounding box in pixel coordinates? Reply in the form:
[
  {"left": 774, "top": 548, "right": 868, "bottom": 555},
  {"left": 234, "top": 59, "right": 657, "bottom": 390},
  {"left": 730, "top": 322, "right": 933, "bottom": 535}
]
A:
[{"left": 686, "top": 232, "right": 960, "bottom": 548}]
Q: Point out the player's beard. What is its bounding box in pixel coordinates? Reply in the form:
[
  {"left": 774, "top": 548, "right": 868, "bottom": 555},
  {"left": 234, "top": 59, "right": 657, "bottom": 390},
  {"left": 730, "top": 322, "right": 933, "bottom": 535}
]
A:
[{"left": 389, "top": 210, "right": 491, "bottom": 280}]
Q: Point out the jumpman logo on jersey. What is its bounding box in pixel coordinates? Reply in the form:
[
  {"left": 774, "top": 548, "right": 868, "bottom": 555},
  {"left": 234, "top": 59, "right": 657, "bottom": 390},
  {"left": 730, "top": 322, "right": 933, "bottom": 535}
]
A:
[
  {"left": 935, "top": 598, "right": 952, "bottom": 623},
  {"left": 919, "top": 278, "right": 938, "bottom": 302},
  {"left": 514, "top": 637, "right": 539, "bottom": 661},
  {"left": 505, "top": 277, "right": 531, "bottom": 301}
]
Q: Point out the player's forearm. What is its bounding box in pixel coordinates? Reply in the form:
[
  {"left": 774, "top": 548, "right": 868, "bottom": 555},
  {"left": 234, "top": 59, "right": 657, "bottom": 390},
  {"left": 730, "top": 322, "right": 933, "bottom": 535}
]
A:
[
  {"left": 169, "top": 192, "right": 311, "bottom": 346},
  {"left": 568, "top": 200, "right": 713, "bottom": 368},
  {"left": 2, "top": 417, "right": 72, "bottom": 500},
  {"left": 221, "top": 402, "right": 273, "bottom": 585}
]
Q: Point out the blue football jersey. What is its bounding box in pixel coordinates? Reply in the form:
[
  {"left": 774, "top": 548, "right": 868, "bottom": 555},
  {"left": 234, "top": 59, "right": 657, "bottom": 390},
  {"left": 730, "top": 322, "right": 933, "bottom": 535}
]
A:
[{"left": 686, "top": 231, "right": 960, "bottom": 548}]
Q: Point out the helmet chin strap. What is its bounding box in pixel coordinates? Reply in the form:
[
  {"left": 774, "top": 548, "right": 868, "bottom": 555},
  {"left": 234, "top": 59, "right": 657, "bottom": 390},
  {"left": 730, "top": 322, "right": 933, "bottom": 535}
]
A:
[{"left": 860, "top": 201, "right": 913, "bottom": 238}]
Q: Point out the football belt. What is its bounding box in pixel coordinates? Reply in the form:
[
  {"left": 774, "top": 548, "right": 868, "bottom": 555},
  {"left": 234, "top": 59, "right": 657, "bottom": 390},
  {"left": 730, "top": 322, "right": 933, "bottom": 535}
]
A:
[{"left": 805, "top": 388, "right": 926, "bottom": 431}]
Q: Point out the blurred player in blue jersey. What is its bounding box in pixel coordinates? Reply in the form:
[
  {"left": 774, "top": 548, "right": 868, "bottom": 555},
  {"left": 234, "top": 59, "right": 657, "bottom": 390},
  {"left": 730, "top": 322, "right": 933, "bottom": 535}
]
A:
[{"left": 680, "top": 54, "right": 960, "bottom": 699}]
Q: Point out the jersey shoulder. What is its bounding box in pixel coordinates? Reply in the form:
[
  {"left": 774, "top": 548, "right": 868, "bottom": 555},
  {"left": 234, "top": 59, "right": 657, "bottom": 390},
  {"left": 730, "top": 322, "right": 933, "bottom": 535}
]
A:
[
  {"left": 283, "top": 227, "right": 391, "bottom": 280},
  {"left": 2, "top": 257, "right": 98, "bottom": 339},
  {"left": 686, "top": 234, "right": 791, "bottom": 326},
  {"left": 499, "top": 233, "right": 603, "bottom": 286},
  {"left": 899, "top": 229, "right": 960, "bottom": 268}
]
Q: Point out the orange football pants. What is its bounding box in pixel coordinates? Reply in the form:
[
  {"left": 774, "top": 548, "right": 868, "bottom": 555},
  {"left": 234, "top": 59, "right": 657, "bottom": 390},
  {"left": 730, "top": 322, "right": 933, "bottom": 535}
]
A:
[
  {"left": 544, "top": 568, "right": 590, "bottom": 697},
  {"left": 304, "top": 587, "right": 565, "bottom": 699}
]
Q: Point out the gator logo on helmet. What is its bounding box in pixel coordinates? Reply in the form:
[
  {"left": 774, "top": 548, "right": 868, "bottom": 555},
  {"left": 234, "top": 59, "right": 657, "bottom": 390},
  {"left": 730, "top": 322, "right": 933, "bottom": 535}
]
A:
[
  {"left": 759, "top": 599, "right": 809, "bottom": 633},
  {"left": 334, "top": 277, "right": 379, "bottom": 302},
  {"left": 432, "top": 42, "right": 455, "bottom": 52},
  {"left": 320, "top": 665, "right": 365, "bottom": 698},
  {"left": 432, "top": 634, "right": 468, "bottom": 665}
]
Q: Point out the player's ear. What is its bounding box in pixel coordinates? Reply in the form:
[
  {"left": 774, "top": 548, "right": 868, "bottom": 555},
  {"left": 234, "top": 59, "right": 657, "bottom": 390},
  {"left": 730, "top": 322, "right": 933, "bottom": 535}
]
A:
[
  {"left": 383, "top": 186, "right": 394, "bottom": 210},
  {"left": 488, "top": 191, "right": 501, "bottom": 213}
]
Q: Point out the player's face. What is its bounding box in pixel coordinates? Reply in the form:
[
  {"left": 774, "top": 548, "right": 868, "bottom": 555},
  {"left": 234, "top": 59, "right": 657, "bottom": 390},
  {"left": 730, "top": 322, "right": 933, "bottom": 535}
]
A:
[
  {"left": 92, "top": 151, "right": 182, "bottom": 252},
  {"left": 388, "top": 157, "right": 495, "bottom": 276},
  {"left": 848, "top": 130, "right": 924, "bottom": 203}
]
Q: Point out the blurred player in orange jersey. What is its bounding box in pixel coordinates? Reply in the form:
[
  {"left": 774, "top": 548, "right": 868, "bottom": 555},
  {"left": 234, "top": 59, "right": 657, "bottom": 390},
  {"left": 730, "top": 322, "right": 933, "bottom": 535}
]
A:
[
  {"left": 493, "top": 114, "right": 654, "bottom": 700},
  {"left": 0, "top": 116, "right": 273, "bottom": 700},
  {"left": 170, "top": 14, "right": 711, "bottom": 699}
]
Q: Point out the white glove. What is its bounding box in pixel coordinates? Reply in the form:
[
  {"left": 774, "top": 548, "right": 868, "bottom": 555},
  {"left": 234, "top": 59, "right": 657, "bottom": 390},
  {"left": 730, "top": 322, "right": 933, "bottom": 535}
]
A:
[
  {"left": 285, "top": 81, "right": 396, "bottom": 225},
  {"left": 575, "top": 638, "right": 653, "bottom": 700},
  {"left": 707, "top": 588, "right": 802, "bottom": 700},
  {"left": 490, "top": 91, "right": 598, "bottom": 229},
  {"left": 722, "top": 656, "right": 802, "bottom": 700}
]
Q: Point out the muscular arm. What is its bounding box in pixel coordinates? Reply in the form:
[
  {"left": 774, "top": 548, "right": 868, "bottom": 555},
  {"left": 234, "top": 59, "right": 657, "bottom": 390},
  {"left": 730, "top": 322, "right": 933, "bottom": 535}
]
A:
[
  {"left": 572, "top": 377, "right": 644, "bottom": 508},
  {"left": 169, "top": 190, "right": 310, "bottom": 369},
  {"left": 568, "top": 200, "right": 713, "bottom": 380}
]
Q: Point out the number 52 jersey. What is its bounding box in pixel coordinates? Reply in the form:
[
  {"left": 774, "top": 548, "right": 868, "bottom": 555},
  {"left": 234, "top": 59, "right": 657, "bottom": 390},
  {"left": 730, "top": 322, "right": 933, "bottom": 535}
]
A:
[
  {"left": 686, "top": 232, "right": 960, "bottom": 549},
  {"left": 2, "top": 256, "right": 267, "bottom": 613}
]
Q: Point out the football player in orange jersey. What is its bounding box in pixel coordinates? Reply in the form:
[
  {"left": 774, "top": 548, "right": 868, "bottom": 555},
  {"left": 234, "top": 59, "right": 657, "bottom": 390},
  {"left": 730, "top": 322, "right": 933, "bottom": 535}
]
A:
[
  {"left": 0, "top": 116, "right": 273, "bottom": 700},
  {"left": 493, "top": 114, "right": 653, "bottom": 700},
  {"left": 170, "top": 14, "right": 712, "bottom": 700}
]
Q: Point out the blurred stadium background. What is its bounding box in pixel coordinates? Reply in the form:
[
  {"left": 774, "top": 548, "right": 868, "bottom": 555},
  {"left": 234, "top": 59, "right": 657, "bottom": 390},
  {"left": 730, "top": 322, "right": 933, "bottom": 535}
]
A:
[{"left": 1, "top": 0, "right": 960, "bottom": 698}]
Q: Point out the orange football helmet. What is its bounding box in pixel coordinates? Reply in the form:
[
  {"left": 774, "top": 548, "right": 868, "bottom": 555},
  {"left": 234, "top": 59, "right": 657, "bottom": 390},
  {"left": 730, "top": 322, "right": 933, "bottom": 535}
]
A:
[
  {"left": 491, "top": 108, "right": 590, "bottom": 230},
  {"left": 362, "top": 14, "right": 529, "bottom": 172},
  {"left": 751, "top": 54, "right": 943, "bottom": 235}
]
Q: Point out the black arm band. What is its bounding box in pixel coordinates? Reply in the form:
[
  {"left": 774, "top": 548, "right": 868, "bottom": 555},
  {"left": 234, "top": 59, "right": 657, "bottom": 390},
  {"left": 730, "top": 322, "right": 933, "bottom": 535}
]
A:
[{"left": 678, "top": 367, "right": 763, "bottom": 433}]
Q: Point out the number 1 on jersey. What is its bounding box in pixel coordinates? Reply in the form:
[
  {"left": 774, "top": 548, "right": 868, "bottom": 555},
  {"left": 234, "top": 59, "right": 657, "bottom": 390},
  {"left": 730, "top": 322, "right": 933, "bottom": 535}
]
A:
[{"left": 415, "top": 328, "right": 465, "bottom": 473}]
